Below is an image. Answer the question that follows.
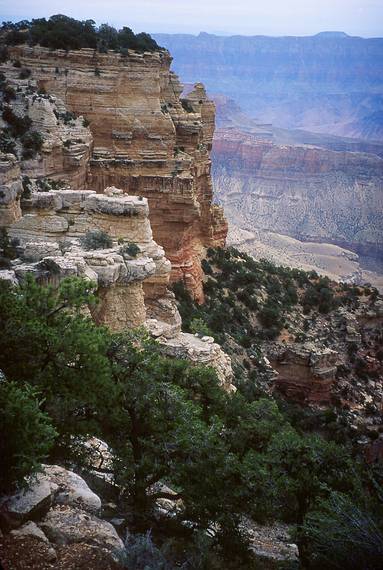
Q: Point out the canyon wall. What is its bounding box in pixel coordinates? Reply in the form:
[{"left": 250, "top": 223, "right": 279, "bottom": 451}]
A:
[
  {"left": 8, "top": 45, "right": 227, "bottom": 301},
  {"left": 213, "top": 128, "right": 383, "bottom": 257},
  {"left": 0, "top": 47, "right": 233, "bottom": 389},
  {"left": 154, "top": 32, "right": 383, "bottom": 140}
]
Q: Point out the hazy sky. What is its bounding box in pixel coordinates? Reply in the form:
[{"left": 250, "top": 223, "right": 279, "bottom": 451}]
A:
[{"left": 0, "top": 0, "right": 382, "bottom": 37}]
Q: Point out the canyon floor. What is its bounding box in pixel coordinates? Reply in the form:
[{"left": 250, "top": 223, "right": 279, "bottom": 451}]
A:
[{"left": 227, "top": 224, "right": 383, "bottom": 292}]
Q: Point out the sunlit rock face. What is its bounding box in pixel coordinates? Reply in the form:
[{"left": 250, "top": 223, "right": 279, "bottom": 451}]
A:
[
  {"left": 5, "top": 188, "right": 161, "bottom": 331},
  {"left": 8, "top": 45, "right": 228, "bottom": 302},
  {"left": 0, "top": 45, "right": 233, "bottom": 389}
]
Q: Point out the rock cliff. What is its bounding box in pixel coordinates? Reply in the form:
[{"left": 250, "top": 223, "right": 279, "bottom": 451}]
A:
[
  {"left": 7, "top": 45, "right": 227, "bottom": 302},
  {"left": 0, "top": 46, "right": 232, "bottom": 390}
]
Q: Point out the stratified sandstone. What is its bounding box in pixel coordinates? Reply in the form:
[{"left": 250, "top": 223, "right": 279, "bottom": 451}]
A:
[
  {"left": 269, "top": 343, "right": 339, "bottom": 404},
  {"left": 0, "top": 157, "right": 233, "bottom": 388},
  {"left": 7, "top": 45, "right": 227, "bottom": 301},
  {"left": 0, "top": 45, "right": 233, "bottom": 389}
]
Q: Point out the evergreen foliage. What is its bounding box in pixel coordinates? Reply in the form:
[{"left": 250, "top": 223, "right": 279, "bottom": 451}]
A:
[
  {"left": 2, "top": 15, "right": 161, "bottom": 53},
  {"left": 0, "top": 275, "right": 379, "bottom": 567},
  {"left": 80, "top": 229, "right": 113, "bottom": 250},
  {"left": 0, "top": 380, "right": 57, "bottom": 493}
]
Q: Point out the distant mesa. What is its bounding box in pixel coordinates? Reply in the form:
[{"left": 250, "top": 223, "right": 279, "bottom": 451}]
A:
[{"left": 314, "top": 31, "right": 350, "bottom": 38}]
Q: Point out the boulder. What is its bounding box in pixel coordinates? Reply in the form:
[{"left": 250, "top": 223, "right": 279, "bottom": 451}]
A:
[
  {"left": 39, "top": 505, "right": 125, "bottom": 564},
  {"left": 42, "top": 465, "right": 102, "bottom": 515},
  {"left": 0, "top": 269, "right": 18, "bottom": 286},
  {"left": 10, "top": 520, "right": 49, "bottom": 543},
  {"left": 0, "top": 473, "right": 57, "bottom": 530}
]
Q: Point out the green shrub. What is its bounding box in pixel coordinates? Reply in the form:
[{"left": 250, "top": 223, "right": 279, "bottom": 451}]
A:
[
  {"left": 190, "top": 317, "right": 213, "bottom": 337},
  {"left": 303, "top": 493, "right": 383, "bottom": 570},
  {"left": 18, "top": 68, "right": 31, "bottom": 79},
  {"left": 2, "top": 107, "right": 32, "bottom": 136},
  {"left": 0, "top": 380, "right": 57, "bottom": 493},
  {"left": 3, "top": 85, "right": 16, "bottom": 102},
  {"left": 258, "top": 302, "right": 283, "bottom": 330},
  {"left": 0, "top": 129, "right": 16, "bottom": 155},
  {"left": 81, "top": 229, "right": 113, "bottom": 250},
  {"left": 21, "top": 130, "right": 44, "bottom": 159},
  {"left": 119, "top": 242, "right": 140, "bottom": 258}
]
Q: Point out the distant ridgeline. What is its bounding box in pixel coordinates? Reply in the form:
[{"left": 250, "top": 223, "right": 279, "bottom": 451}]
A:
[{"left": 1, "top": 14, "right": 161, "bottom": 53}]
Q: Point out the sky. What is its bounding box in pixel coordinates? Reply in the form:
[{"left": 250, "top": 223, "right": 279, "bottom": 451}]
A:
[{"left": 0, "top": 0, "right": 382, "bottom": 37}]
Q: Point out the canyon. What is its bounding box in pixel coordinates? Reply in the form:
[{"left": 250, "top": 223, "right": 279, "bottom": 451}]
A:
[
  {"left": 211, "top": 98, "right": 383, "bottom": 290},
  {"left": 154, "top": 32, "right": 383, "bottom": 141},
  {"left": 155, "top": 33, "right": 383, "bottom": 287},
  {"left": 0, "top": 24, "right": 382, "bottom": 570}
]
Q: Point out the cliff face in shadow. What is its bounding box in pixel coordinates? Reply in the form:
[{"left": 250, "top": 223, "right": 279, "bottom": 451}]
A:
[{"left": 154, "top": 32, "right": 383, "bottom": 140}]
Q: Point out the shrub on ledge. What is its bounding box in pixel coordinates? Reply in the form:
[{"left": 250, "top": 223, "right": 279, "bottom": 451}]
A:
[{"left": 81, "top": 229, "right": 113, "bottom": 250}]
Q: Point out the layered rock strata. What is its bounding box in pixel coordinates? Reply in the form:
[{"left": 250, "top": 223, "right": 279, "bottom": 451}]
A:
[
  {"left": 0, "top": 160, "right": 234, "bottom": 388},
  {"left": 0, "top": 66, "right": 93, "bottom": 189},
  {"left": 269, "top": 343, "right": 339, "bottom": 404},
  {"left": 0, "top": 44, "right": 232, "bottom": 388},
  {"left": 7, "top": 187, "right": 161, "bottom": 331},
  {"left": 7, "top": 45, "right": 228, "bottom": 301},
  {"left": 213, "top": 128, "right": 383, "bottom": 257},
  {"left": 0, "top": 154, "right": 23, "bottom": 225}
]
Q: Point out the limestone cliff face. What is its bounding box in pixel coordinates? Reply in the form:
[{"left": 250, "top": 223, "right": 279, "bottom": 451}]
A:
[
  {"left": 0, "top": 154, "right": 23, "bottom": 226},
  {"left": 213, "top": 128, "right": 383, "bottom": 256},
  {"left": 0, "top": 172, "right": 234, "bottom": 389},
  {"left": 9, "top": 45, "right": 227, "bottom": 301}
]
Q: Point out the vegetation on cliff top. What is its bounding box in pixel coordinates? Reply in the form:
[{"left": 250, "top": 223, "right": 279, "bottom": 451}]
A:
[
  {"left": 0, "top": 274, "right": 382, "bottom": 568},
  {"left": 1, "top": 15, "right": 161, "bottom": 53}
]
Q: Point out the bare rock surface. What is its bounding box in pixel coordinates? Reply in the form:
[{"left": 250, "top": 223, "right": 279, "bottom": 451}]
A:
[
  {"left": 39, "top": 505, "right": 125, "bottom": 564},
  {"left": 10, "top": 521, "right": 49, "bottom": 543},
  {"left": 42, "top": 465, "right": 102, "bottom": 515},
  {"left": 0, "top": 473, "right": 57, "bottom": 530}
]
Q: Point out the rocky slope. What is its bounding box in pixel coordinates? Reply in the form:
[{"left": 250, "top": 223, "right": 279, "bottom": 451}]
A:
[
  {"left": 227, "top": 224, "right": 383, "bottom": 293},
  {"left": 5, "top": 45, "right": 227, "bottom": 302},
  {"left": 153, "top": 32, "right": 383, "bottom": 140},
  {"left": 174, "top": 247, "right": 383, "bottom": 442}
]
